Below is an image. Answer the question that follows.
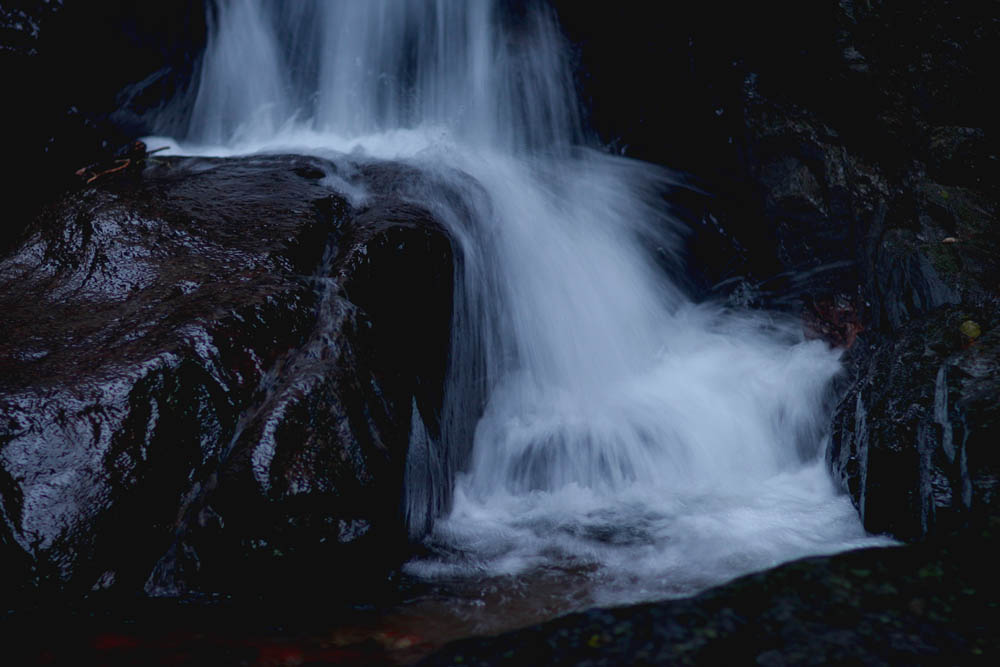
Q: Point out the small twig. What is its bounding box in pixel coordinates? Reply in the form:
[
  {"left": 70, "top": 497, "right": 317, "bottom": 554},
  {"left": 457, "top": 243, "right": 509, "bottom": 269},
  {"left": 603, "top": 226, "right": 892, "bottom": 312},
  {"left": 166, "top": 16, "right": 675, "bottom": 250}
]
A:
[{"left": 85, "top": 158, "right": 131, "bottom": 184}]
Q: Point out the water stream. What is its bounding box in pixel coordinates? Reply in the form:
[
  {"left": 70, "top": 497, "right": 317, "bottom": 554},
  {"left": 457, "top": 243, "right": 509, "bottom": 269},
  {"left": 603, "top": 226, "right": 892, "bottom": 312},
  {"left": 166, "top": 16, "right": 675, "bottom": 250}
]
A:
[{"left": 149, "top": 0, "right": 892, "bottom": 637}]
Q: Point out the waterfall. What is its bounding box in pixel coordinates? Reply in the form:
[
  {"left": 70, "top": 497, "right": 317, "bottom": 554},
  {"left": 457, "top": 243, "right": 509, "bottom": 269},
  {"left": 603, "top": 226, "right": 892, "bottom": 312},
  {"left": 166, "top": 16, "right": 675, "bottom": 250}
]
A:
[{"left": 151, "top": 0, "right": 891, "bottom": 608}]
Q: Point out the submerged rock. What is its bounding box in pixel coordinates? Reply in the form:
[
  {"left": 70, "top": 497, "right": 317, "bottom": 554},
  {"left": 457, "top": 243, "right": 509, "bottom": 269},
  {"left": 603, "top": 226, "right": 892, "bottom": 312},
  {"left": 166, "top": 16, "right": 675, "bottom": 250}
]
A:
[{"left": 0, "top": 154, "right": 454, "bottom": 596}]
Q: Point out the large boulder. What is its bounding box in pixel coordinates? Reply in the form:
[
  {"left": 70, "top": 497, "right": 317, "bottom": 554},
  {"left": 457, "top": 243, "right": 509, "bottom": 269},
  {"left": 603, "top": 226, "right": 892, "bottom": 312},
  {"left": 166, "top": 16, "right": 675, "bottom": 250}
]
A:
[{"left": 0, "top": 153, "right": 454, "bottom": 596}]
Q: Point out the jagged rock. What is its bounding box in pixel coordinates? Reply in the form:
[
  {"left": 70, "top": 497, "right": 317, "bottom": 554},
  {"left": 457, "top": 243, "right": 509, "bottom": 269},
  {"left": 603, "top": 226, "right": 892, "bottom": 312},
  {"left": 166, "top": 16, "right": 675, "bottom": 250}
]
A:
[
  {"left": 1, "top": 2, "right": 998, "bottom": 661},
  {"left": 829, "top": 306, "right": 1000, "bottom": 540},
  {"left": 740, "top": 87, "right": 884, "bottom": 295},
  {"left": 699, "top": 1, "right": 1000, "bottom": 544},
  {"left": 0, "top": 154, "right": 454, "bottom": 596}
]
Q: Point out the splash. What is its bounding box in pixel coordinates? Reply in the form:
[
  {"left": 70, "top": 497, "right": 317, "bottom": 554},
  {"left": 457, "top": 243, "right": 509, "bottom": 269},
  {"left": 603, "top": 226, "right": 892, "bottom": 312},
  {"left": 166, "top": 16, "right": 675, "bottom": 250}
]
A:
[{"left": 150, "top": 0, "right": 891, "bottom": 608}]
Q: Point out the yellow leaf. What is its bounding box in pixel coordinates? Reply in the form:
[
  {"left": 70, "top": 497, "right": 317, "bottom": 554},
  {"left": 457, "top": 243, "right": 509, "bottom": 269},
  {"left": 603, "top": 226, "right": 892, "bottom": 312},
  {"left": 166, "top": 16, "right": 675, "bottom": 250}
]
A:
[{"left": 960, "top": 320, "right": 981, "bottom": 339}]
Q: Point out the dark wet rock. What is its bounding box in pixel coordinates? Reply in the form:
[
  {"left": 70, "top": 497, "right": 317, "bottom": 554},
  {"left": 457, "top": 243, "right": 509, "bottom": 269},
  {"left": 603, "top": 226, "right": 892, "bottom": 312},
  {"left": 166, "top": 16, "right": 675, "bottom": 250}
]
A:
[
  {"left": 738, "top": 87, "right": 886, "bottom": 301},
  {"left": 867, "top": 225, "right": 960, "bottom": 333},
  {"left": 802, "top": 293, "right": 864, "bottom": 349},
  {"left": 732, "top": 72, "right": 996, "bottom": 337},
  {"left": 1, "top": 0, "right": 208, "bottom": 252},
  {"left": 0, "top": 1, "right": 64, "bottom": 57},
  {"left": 552, "top": 2, "right": 999, "bottom": 327},
  {"left": 830, "top": 306, "right": 1000, "bottom": 541},
  {"left": 0, "top": 0, "right": 997, "bottom": 656},
  {"left": 621, "top": 0, "right": 1000, "bottom": 544},
  {"left": 422, "top": 526, "right": 1000, "bottom": 666},
  {"left": 0, "top": 154, "right": 454, "bottom": 596},
  {"left": 927, "top": 126, "right": 990, "bottom": 184}
]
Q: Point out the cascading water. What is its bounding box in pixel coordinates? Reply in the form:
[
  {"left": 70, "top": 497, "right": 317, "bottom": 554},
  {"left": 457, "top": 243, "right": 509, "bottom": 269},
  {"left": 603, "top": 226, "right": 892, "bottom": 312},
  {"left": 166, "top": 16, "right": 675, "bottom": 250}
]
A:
[{"left": 151, "top": 0, "right": 891, "bottom": 618}]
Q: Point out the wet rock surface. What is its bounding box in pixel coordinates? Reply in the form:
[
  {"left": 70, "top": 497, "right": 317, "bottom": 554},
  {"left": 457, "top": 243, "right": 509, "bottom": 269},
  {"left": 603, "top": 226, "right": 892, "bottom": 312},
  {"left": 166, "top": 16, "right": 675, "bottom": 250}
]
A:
[
  {"left": 557, "top": 1, "right": 998, "bottom": 314},
  {"left": 422, "top": 526, "right": 1000, "bottom": 666},
  {"left": 1, "top": 0, "right": 207, "bottom": 252},
  {"left": 418, "top": 1, "right": 1000, "bottom": 663},
  {"left": 830, "top": 306, "right": 1000, "bottom": 541},
  {"left": 807, "top": 2, "right": 1000, "bottom": 543},
  {"left": 2, "top": 0, "right": 999, "bottom": 664},
  {"left": 0, "top": 154, "right": 454, "bottom": 597},
  {"left": 729, "top": 3, "right": 998, "bottom": 326},
  {"left": 4, "top": 532, "right": 998, "bottom": 666},
  {"left": 582, "top": 0, "right": 1000, "bottom": 545}
]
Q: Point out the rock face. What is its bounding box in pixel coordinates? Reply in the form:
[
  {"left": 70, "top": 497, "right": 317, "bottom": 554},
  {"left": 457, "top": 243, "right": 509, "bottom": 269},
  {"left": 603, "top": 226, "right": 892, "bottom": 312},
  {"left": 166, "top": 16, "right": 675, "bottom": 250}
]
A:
[
  {"left": 5, "top": 3, "right": 995, "bottom": 553},
  {"left": 419, "top": 2, "right": 1000, "bottom": 660},
  {"left": 557, "top": 0, "right": 999, "bottom": 542},
  {"left": 814, "top": 2, "right": 999, "bottom": 541},
  {"left": 731, "top": 18, "right": 1000, "bottom": 540},
  {"left": 829, "top": 307, "right": 1000, "bottom": 541},
  {"left": 558, "top": 1, "right": 998, "bottom": 296},
  {"left": 1, "top": 4, "right": 998, "bottom": 665},
  {"left": 0, "top": 154, "right": 454, "bottom": 596}
]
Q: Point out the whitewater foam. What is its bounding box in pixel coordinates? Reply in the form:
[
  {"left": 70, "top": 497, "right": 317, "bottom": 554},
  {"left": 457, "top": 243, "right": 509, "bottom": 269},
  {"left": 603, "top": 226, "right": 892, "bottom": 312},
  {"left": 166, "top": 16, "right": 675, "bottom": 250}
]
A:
[{"left": 150, "top": 0, "right": 894, "bottom": 607}]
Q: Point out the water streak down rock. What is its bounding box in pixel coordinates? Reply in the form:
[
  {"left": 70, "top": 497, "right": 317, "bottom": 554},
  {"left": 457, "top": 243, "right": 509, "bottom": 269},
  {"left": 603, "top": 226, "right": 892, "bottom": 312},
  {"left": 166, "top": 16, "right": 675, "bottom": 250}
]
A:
[
  {"left": 0, "top": 154, "right": 454, "bottom": 596},
  {"left": 829, "top": 307, "right": 1000, "bottom": 541}
]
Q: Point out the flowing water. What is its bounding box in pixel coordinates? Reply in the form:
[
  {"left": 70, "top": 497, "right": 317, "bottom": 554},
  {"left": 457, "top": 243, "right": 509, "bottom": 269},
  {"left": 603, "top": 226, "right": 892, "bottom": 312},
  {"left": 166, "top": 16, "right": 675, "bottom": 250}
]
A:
[{"left": 149, "top": 0, "right": 892, "bottom": 641}]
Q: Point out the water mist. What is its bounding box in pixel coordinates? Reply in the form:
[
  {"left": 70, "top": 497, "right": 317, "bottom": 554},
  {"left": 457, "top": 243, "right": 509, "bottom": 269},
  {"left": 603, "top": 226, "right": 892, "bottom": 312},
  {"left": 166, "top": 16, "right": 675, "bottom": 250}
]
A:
[{"left": 150, "top": 0, "right": 891, "bottom": 611}]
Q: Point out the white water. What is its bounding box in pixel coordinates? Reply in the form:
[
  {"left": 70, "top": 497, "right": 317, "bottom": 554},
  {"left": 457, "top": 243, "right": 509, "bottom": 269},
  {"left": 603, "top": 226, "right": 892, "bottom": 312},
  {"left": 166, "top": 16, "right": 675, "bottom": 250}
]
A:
[{"left": 151, "top": 0, "right": 891, "bottom": 609}]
